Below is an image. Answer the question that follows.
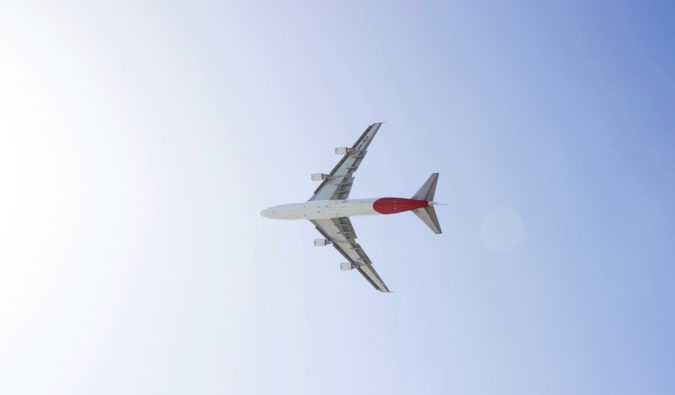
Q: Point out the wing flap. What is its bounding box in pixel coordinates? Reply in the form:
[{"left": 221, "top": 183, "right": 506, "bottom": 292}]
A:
[
  {"left": 311, "top": 218, "right": 390, "bottom": 292},
  {"left": 309, "top": 123, "right": 382, "bottom": 201},
  {"left": 357, "top": 264, "right": 390, "bottom": 293}
]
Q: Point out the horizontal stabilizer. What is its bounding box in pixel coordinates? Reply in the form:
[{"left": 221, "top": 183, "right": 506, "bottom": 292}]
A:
[
  {"left": 412, "top": 173, "right": 439, "bottom": 201},
  {"left": 412, "top": 206, "right": 442, "bottom": 234},
  {"left": 411, "top": 173, "right": 442, "bottom": 234}
]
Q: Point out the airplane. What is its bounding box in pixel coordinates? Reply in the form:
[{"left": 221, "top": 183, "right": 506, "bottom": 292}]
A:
[{"left": 260, "top": 123, "right": 442, "bottom": 292}]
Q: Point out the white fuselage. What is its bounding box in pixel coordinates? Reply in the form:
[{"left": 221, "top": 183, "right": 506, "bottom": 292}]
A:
[{"left": 260, "top": 199, "right": 379, "bottom": 220}]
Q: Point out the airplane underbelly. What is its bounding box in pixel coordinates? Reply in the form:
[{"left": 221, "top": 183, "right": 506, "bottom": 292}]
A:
[
  {"left": 304, "top": 199, "right": 378, "bottom": 220},
  {"left": 267, "top": 197, "right": 424, "bottom": 220},
  {"left": 304, "top": 202, "right": 343, "bottom": 220}
]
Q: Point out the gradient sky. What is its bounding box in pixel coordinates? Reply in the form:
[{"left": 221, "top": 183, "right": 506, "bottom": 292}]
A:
[{"left": 1, "top": 1, "right": 674, "bottom": 394}]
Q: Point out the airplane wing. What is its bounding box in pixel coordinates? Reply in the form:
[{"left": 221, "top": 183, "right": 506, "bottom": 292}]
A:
[
  {"left": 309, "top": 122, "right": 383, "bottom": 201},
  {"left": 310, "top": 217, "right": 391, "bottom": 292}
]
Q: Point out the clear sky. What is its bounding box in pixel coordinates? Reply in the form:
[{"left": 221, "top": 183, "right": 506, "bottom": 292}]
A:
[{"left": 1, "top": 1, "right": 674, "bottom": 394}]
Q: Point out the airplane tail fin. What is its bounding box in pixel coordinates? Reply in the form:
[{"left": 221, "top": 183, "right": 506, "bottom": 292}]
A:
[{"left": 411, "top": 173, "right": 442, "bottom": 234}]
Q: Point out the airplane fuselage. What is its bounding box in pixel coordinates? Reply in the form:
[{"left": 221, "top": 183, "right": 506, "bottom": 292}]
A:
[{"left": 260, "top": 198, "right": 432, "bottom": 220}]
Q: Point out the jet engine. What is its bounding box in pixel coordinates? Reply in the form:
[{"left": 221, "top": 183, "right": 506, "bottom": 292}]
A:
[
  {"left": 335, "top": 147, "right": 359, "bottom": 155},
  {"left": 314, "top": 239, "right": 333, "bottom": 247},
  {"left": 311, "top": 173, "right": 329, "bottom": 181},
  {"left": 340, "top": 262, "right": 356, "bottom": 270}
]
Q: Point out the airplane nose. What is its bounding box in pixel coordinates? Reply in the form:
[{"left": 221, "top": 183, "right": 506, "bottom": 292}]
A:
[{"left": 260, "top": 208, "right": 272, "bottom": 218}]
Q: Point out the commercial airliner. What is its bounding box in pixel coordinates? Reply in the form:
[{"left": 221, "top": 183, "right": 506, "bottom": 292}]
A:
[{"left": 260, "top": 123, "right": 441, "bottom": 292}]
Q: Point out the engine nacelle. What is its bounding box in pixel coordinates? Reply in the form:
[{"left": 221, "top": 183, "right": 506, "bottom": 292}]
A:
[
  {"left": 311, "top": 173, "right": 329, "bottom": 181},
  {"left": 314, "top": 238, "right": 333, "bottom": 247},
  {"left": 340, "top": 262, "right": 356, "bottom": 271},
  {"left": 336, "top": 147, "right": 360, "bottom": 155}
]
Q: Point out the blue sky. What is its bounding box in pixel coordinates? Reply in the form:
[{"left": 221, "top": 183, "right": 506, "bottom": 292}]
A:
[{"left": 0, "top": 1, "right": 673, "bottom": 394}]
